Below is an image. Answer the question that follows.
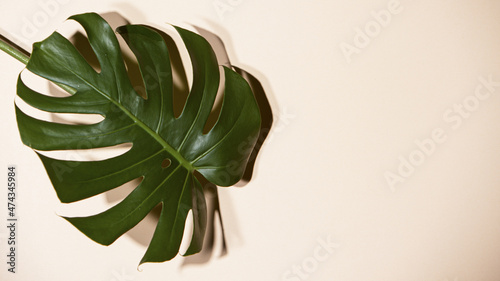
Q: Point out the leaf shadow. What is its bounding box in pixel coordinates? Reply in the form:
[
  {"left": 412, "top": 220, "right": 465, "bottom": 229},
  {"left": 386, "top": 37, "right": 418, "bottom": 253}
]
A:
[
  {"left": 193, "top": 26, "right": 273, "bottom": 185},
  {"left": 46, "top": 12, "right": 272, "bottom": 265}
]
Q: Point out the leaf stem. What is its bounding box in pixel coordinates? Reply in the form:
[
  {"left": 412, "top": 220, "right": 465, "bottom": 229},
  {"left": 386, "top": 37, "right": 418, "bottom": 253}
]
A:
[
  {"left": 0, "top": 34, "right": 76, "bottom": 95},
  {"left": 0, "top": 35, "right": 29, "bottom": 65}
]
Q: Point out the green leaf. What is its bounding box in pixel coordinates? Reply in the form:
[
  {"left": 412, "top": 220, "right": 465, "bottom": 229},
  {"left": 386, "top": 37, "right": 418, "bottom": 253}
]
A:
[{"left": 15, "top": 13, "right": 261, "bottom": 264}]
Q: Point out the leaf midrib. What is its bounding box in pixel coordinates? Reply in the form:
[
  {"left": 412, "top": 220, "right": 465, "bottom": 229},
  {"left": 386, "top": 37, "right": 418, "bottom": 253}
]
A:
[{"left": 34, "top": 46, "right": 194, "bottom": 171}]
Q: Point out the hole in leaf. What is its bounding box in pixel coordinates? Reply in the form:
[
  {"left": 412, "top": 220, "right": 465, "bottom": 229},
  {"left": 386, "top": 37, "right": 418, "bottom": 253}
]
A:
[
  {"left": 105, "top": 176, "right": 144, "bottom": 204},
  {"left": 20, "top": 70, "right": 74, "bottom": 98},
  {"left": 71, "top": 31, "right": 102, "bottom": 73},
  {"left": 124, "top": 202, "right": 162, "bottom": 247},
  {"left": 161, "top": 158, "right": 172, "bottom": 169},
  {"left": 56, "top": 176, "right": 143, "bottom": 217},
  {"left": 159, "top": 29, "right": 190, "bottom": 118},
  {"left": 203, "top": 66, "right": 225, "bottom": 134},
  {"left": 37, "top": 143, "right": 132, "bottom": 162},
  {"left": 121, "top": 40, "right": 147, "bottom": 99},
  {"left": 179, "top": 209, "right": 194, "bottom": 255},
  {"left": 15, "top": 96, "right": 105, "bottom": 125}
]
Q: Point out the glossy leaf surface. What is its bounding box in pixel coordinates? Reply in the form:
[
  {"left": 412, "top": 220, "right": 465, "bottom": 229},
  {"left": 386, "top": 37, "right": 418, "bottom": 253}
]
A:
[{"left": 15, "top": 13, "right": 261, "bottom": 264}]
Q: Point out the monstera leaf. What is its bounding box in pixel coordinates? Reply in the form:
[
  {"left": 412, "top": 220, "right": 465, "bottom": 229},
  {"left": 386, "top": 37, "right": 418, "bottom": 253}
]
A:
[{"left": 14, "top": 13, "right": 261, "bottom": 264}]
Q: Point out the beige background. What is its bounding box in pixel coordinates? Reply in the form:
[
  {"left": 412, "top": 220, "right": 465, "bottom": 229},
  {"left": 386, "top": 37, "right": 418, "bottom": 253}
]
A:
[{"left": 1, "top": 0, "right": 500, "bottom": 280}]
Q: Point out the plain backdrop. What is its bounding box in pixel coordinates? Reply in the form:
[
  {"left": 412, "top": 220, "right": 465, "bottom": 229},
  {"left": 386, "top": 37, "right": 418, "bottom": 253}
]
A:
[{"left": 1, "top": 1, "right": 500, "bottom": 280}]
